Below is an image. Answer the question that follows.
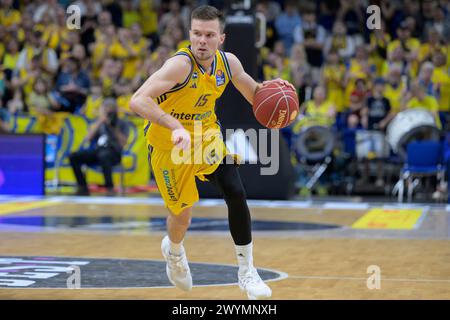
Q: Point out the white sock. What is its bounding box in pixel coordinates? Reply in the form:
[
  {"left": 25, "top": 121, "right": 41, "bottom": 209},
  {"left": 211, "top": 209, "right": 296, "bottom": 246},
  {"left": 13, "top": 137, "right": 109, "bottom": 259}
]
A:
[
  {"left": 235, "top": 242, "right": 254, "bottom": 274},
  {"left": 169, "top": 238, "right": 184, "bottom": 255}
]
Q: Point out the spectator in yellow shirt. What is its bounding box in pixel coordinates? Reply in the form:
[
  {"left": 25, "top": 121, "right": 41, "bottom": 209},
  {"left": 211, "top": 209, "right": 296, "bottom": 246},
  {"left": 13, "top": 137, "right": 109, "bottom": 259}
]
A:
[
  {"left": 320, "top": 50, "right": 346, "bottom": 112},
  {"left": 418, "top": 27, "right": 448, "bottom": 64},
  {"left": 122, "top": 24, "right": 149, "bottom": 80},
  {"left": 295, "top": 86, "right": 336, "bottom": 131},
  {"left": 290, "top": 44, "right": 312, "bottom": 102},
  {"left": 2, "top": 38, "right": 19, "bottom": 74},
  {"left": 387, "top": 22, "right": 420, "bottom": 59},
  {"left": 0, "top": 0, "right": 21, "bottom": 32},
  {"left": 402, "top": 80, "right": 441, "bottom": 129},
  {"left": 367, "top": 20, "right": 391, "bottom": 76},
  {"left": 383, "top": 65, "right": 407, "bottom": 113},
  {"left": 15, "top": 29, "right": 59, "bottom": 76},
  {"left": 80, "top": 81, "right": 103, "bottom": 121},
  {"left": 431, "top": 52, "right": 450, "bottom": 112}
]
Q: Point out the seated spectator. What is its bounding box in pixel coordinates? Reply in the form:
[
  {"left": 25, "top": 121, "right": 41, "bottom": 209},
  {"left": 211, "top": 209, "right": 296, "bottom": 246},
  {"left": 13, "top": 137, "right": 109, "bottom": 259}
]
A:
[
  {"left": 53, "top": 56, "right": 90, "bottom": 113},
  {"left": 387, "top": 21, "right": 420, "bottom": 59},
  {"left": 418, "top": 27, "right": 447, "bottom": 64},
  {"left": 381, "top": 46, "right": 408, "bottom": 78},
  {"left": 15, "top": 28, "right": 59, "bottom": 76},
  {"left": 383, "top": 65, "right": 407, "bottom": 113},
  {"left": 362, "top": 78, "right": 394, "bottom": 131},
  {"left": 80, "top": 81, "right": 103, "bottom": 120},
  {"left": 320, "top": 50, "right": 345, "bottom": 113},
  {"left": 11, "top": 54, "right": 46, "bottom": 99},
  {"left": 158, "top": 0, "right": 185, "bottom": 35},
  {"left": 0, "top": 0, "right": 21, "bottom": 33},
  {"left": 344, "top": 46, "right": 376, "bottom": 106},
  {"left": 2, "top": 38, "right": 20, "bottom": 77},
  {"left": 262, "top": 44, "right": 290, "bottom": 82},
  {"left": 255, "top": 1, "right": 279, "bottom": 50},
  {"left": 69, "top": 98, "right": 129, "bottom": 196},
  {"left": 274, "top": 0, "right": 302, "bottom": 55},
  {"left": 293, "top": 7, "right": 326, "bottom": 82},
  {"left": 347, "top": 91, "right": 365, "bottom": 129},
  {"left": 99, "top": 58, "right": 122, "bottom": 97},
  {"left": 301, "top": 85, "right": 336, "bottom": 127},
  {"left": 431, "top": 52, "right": 450, "bottom": 113},
  {"left": 336, "top": 0, "right": 365, "bottom": 37},
  {"left": 28, "top": 77, "right": 63, "bottom": 135},
  {"left": 402, "top": 80, "right": 441, "bottom": 129},
  {"left": 367, "top": 19, "right": 391, "bottom": 76},
  {"left": 289, "top": 43, "right": 312, "bottom": 103},
  {"left": 360, "top": 78, "right": 393, "bottom": 186},
  {"left": 418, "top": 61, "right": 438, "bottom": 98},
  {"left": 6, "top": 89, "right": 25, "bottom": 114},
  {"left": 323, "top": 20, "right": 355, "bottom": 63}
]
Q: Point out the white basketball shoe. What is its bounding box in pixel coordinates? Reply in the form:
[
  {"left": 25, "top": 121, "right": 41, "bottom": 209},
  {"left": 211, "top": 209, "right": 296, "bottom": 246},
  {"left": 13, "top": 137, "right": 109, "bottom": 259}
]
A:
[
  {"left": 238, "top": 267, "right": 272, "bottom": 300},
  {"left": 161, "top": 235, "right": 192, "bottom": 292}
]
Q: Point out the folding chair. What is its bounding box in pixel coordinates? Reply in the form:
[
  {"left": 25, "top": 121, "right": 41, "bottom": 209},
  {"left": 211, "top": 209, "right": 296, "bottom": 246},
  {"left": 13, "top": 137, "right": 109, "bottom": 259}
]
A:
[{"left": 395, "top": 141, "right": 444, "bottom": 202}]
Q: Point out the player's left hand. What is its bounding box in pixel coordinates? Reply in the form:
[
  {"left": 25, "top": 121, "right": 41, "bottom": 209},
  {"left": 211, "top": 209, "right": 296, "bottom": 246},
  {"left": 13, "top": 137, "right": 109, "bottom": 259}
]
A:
[{"left": 262, "top": 78, "right": 296, "bottom": 92}]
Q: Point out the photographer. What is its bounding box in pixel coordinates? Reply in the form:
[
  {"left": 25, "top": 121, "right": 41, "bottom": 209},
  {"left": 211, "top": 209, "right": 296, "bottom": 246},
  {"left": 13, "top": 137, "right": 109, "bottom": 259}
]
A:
[{"left": 69, "top": 98, "right": 129, "bottom": 196}]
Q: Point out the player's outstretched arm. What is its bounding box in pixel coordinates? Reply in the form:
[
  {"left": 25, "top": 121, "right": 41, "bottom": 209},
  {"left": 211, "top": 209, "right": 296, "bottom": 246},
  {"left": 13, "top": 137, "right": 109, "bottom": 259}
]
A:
[
  {"left": 130, "top": 55, "right": 190, "bottom": 131},
  {"left": 226, "top": 52, "right": 295, "bottom": 106},
  {"left": 130, "top": 55, "right": 192, "bottom": 150}
]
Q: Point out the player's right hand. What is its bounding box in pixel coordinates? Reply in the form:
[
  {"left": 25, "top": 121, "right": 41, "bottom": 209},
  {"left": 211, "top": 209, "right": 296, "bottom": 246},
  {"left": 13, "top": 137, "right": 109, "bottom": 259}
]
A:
[{"left": 171, "top": 128, "right": 191, "bottom": 151}]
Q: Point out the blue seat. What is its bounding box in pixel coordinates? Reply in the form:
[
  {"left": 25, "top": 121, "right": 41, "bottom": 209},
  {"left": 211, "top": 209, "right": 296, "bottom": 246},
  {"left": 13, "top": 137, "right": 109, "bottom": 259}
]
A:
[{"left": 396, "top": 141, "right": 444, "bottom": 202}]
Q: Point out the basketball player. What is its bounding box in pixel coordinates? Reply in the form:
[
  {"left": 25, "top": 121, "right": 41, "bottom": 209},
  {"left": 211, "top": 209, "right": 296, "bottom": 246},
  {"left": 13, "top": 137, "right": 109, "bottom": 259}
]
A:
[{"left": 130, "top": 5, "right": 293, "bottom": 300}]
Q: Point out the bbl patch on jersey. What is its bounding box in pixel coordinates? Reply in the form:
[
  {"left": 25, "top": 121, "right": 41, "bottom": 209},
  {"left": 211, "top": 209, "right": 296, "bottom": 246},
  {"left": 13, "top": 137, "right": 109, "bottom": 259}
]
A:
[
  {"left": 216, "top": 69, "right": 225, "bottom": 86},
  {"left": 190, "top": 72, "right": 198, "bottom": 88}
]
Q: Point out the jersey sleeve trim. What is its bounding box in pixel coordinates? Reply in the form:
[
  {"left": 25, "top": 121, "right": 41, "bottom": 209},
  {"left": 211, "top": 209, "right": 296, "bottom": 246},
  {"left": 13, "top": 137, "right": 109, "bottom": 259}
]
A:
[
  {"left": 165, "top": 52, "right": 194, "bottom": 93},
  {"left": 220, "top": 50, "right": 232, "bottom": 81}
]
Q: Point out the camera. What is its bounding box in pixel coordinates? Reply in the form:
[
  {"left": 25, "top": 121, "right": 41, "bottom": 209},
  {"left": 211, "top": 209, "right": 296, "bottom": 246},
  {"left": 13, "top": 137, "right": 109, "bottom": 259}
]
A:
[{"left": 107, "top": 111, "right": 118, "bottom": 127}]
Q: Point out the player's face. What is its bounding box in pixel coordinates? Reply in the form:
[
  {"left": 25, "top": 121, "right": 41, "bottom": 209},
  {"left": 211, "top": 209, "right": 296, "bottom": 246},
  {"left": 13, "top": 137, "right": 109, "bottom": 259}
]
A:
[{"left": 190, "top": 19, "right": 225, "bottom": 61}]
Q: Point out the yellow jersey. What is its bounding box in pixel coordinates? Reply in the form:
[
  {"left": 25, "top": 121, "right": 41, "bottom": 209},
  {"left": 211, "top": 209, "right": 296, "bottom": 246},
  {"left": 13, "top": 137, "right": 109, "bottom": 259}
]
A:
[
  {"left": 384, "top": 82, "right": 405, "bottom": 113},
  {"left": 293, "top": 100, "right": 335, "bottom": 132},
  {"left": 432, "top": 66, "right": 450, "bottom": 112},
  {"left": 0, "top": 9, "right": 21, "bottom": 28},
  {"left": 406, "top": 96, "right": 441, "bottom": 129},
  {"left": 145, "top": 47, "right": 232, "bottom": 151}
]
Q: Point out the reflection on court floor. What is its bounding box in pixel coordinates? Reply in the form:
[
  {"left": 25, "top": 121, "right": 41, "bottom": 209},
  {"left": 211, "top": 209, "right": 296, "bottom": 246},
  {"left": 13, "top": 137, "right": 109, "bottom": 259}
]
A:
[{"left": 0, "top": 196, "right": 448, "bottom": 299}]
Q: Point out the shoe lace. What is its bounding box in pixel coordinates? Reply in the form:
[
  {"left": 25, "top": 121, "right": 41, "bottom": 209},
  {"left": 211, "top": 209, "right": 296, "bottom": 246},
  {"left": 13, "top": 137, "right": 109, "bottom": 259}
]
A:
[
  {"left": 240, "top": 268, "right": 262, "bottom": 288},
  {"left": 167, "top": 252, "right": 188, "bottom": 273}
]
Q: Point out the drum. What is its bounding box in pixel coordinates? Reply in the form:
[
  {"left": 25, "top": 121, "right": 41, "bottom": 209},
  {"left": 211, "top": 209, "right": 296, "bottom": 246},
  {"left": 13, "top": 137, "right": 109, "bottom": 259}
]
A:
[
  {"left": 356, "top": 130, "right": 390, "bottom": 160},
  {"left": 293, "top": 125, "right": 335, "bottom": 162},
  {"left": 387, "top": 108, "right": 441, "bottom": 158}
]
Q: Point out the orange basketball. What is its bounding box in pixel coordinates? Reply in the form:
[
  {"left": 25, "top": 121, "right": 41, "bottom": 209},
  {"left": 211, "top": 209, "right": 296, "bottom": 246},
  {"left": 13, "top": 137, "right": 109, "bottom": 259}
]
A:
[{"left": 252, "top": 82, "right": 299, "bottom": 129}]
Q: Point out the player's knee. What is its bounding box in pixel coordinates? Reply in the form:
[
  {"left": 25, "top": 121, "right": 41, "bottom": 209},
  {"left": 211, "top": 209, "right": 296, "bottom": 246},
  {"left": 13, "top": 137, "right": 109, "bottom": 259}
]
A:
[
  {"left": 223, "top": 182, "right": 246, "bottom": 201},
  {"left": 169, "top": 207, "right": 192, "bottom": 227}
]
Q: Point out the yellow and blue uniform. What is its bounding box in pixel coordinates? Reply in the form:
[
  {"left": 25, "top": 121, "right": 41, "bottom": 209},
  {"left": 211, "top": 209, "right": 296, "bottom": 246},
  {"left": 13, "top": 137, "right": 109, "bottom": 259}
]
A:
[{"left": 146, "top": 47, "right": 238, "bottom": 215}]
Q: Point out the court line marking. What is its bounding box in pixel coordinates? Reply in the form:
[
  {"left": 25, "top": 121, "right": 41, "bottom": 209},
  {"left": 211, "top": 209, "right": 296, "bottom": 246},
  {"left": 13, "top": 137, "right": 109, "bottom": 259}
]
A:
[
  {"left": 0, "top": 255, "right": 288, "bottom": 290},
  {"left": 289, "top": 275, "right": 450, "bottom": 284},
  {"left": 0, "top": 196, "right": 446, "bottom": 220}
]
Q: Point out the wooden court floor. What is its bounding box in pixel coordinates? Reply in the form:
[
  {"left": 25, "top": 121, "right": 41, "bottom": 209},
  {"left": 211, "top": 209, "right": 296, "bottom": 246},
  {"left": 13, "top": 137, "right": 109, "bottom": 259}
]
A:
[{"left": 0, "top": 198, "right": 449, "bottom": 300}]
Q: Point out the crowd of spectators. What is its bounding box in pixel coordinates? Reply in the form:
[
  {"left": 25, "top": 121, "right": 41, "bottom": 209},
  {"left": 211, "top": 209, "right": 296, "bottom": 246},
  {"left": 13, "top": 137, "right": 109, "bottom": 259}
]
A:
[{"left": 0, "top": 0, "right": 449, "bottom": 193}]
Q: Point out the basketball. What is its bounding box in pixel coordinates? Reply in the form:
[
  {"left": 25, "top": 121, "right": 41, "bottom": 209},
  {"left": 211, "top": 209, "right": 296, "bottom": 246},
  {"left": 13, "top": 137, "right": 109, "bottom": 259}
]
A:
[{"left": 252, "top": 82, "right": 299, "bottom": 129}]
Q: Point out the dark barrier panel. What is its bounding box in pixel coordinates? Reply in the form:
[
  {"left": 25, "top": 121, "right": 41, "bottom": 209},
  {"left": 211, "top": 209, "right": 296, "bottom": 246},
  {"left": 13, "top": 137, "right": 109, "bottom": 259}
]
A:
[
  {"left": 197, "top": 14, "right": 295, "bottom": 199},
  {"left": 0, "top": 134, "right": 45, "bottom": 195}
]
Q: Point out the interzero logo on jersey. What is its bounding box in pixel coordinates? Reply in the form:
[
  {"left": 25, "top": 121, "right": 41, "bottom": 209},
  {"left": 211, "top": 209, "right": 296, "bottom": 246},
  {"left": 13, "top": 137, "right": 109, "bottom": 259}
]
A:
[
  {"left": 162, "top": 169, "right": 178, "bottom": 201},
  {"left": 169, "top": 109, "right": 212, "bottom": 121},
  {"left": 170, "top": 122, "right": 280, "bottom": 176}
]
